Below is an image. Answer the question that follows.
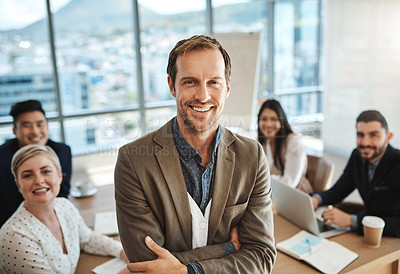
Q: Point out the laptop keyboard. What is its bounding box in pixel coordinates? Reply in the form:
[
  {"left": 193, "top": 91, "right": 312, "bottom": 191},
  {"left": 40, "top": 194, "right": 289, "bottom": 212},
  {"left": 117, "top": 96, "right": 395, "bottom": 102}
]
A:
[{"left": 317, "top": 218, "right": 336, "bottom": 232}]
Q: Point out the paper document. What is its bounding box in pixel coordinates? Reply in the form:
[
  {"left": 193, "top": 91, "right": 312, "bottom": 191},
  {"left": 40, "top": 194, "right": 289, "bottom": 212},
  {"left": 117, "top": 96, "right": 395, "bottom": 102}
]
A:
[
  {"left": 92, "top": 257, "right": 127, "bottom": 274},
  {"left": 94, "top": 211, "right": 119, "bottom": 236},
  {"left": 277, "top": 230, "right": 358, "bottom": 273}
]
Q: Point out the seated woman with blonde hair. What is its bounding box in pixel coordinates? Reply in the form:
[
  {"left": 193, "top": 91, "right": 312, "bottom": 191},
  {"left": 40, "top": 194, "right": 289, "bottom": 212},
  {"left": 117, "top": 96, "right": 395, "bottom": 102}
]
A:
[
  {"left": 257, "top": 99, "right": 313, "bottom": 193},
  {"left": 0, "top": 144, "right": 128, "bottom": 273}
]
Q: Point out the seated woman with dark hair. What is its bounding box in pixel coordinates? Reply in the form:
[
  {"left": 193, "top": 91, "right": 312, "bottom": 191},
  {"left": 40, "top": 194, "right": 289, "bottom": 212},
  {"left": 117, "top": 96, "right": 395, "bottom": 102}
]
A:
[
  {"left": 257, "top": 99, "right": 313, "bottom": 193},
  {"left": 0, "top": 144, "right": 128, "bottom": 273}
]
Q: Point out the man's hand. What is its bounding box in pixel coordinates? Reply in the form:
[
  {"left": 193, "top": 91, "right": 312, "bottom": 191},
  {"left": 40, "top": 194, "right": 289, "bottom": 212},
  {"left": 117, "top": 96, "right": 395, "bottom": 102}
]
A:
[
  {"left": 120, "top": 249, "right": 129, "bottom": 263},
  {"left": 322, "top": 206, "right": 352, "bottom": 227},
  {"left": 127, "top": 236, "right": 188, "bottom": 274},
  {"left": 118, "top": 249, "right": 130, "bottom": 274},
  {"left": 230, "top": 226, "right": 241, "bottom": 251},
  {"left": 311, "top": 196, "right": 319, "bottom": 210}
]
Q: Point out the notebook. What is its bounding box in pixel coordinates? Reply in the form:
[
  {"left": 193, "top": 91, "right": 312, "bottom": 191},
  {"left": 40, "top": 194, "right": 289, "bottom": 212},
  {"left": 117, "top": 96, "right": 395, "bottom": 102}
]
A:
[
  {"left": 271, "top": 178, "right": 350, "bottom": 238},
  {"left": 276, "top": 230, "right": 358, "bottom": 273}
]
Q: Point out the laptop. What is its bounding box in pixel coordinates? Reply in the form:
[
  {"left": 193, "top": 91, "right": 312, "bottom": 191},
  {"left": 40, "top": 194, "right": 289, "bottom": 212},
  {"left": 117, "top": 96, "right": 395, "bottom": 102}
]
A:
[{"left": 271, "top": 178, "right": 350, "bottom": 238}]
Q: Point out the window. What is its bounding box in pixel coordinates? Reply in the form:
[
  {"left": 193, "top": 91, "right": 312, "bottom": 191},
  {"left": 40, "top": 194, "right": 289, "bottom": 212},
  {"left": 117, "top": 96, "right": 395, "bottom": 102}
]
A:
[
  {"left": 213, "top": 0, "right": 269, "bottom": 99},
  {"left": 274, "top": 1, "right": 322, "bottom": 137},
  {"left": 0, "top": 0, "right": 323, "bottom": 154},
  {"left": 138, "top": 0, "right": 207, "bottom": 103},
  {"left": 64, "top": 112, "right": 140, "bottom": 155},
  {"left": 51, "top": 0, "right": 138, "bottom": 113},
  {"left": 0, "top": 1, "right": 57, "bottom": 116},
  {"left": 274, "top": 1, "right": 320, "bottom": 90}
]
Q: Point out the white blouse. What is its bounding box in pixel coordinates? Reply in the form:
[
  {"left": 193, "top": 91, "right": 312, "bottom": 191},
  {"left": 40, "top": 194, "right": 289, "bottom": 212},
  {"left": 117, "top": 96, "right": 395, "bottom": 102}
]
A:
[
  {"left": 0, "top": 198, "right": 122, "bottom": 274},
  {"left": 265, "top": 134, "right": 308, "bottom": 188}
]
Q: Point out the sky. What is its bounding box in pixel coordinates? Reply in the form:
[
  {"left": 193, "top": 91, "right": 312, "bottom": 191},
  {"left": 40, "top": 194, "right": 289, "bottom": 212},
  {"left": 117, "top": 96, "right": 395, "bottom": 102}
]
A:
[
  {"left": 0, "top": 0, "right": 71, "bottom": 31},
  {"left": 0, "top": 0, "right": 247, "bottom": 31},
  {"left": 139, "top": 0, "right": 246, "bottom": 14}
]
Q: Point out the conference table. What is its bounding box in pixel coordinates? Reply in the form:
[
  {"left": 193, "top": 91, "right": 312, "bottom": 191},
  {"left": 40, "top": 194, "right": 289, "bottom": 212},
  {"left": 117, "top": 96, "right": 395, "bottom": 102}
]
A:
[{"left": 71, "top": 184, "right": 400, "bottom": 273}]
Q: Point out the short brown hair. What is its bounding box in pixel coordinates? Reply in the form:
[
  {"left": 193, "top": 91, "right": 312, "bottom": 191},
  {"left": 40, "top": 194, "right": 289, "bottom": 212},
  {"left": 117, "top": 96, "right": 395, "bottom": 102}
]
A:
[
  {"left": 167, "top": 35, "right": 231, "bottom": 89},
  {"left": 11, "top": 144, "right": 61, "bottom": 180},
  {"left": 356, "top": 110, "right": 388, "bottom": 132}
]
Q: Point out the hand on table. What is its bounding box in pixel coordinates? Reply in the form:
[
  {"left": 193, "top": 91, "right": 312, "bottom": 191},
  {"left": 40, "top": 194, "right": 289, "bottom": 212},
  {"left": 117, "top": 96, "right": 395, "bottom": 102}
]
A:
[{"left": 127, "top": 236, "right": 187, "bottom": 274}]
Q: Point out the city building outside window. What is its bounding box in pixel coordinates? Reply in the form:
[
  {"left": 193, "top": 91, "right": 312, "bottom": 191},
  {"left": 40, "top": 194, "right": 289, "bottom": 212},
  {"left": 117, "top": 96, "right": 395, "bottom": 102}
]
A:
[{"left": 0, "top": 0, "right": 322, "bottom": 155}]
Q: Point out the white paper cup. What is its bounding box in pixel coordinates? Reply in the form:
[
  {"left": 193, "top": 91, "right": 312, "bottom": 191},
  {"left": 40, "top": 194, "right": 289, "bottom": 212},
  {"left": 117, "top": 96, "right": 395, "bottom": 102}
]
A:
[{"left": 362, "top": 216, "right": 385, "bottom": 248}]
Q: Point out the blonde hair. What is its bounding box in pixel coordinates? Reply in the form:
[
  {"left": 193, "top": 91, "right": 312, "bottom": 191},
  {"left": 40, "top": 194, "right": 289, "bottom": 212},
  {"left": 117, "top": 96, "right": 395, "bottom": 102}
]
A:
[{"left": 11, "top": 144, "right": 62, "bottom": 180}]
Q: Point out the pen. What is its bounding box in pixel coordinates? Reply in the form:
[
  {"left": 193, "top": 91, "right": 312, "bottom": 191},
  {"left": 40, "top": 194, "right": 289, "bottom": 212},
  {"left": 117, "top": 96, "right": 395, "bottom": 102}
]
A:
[
  {"left": 108, "top": 233, "right": 119, "bottom": 237},
  {"left": 306, "top": 238, "right": 312, "bottom": 254}
]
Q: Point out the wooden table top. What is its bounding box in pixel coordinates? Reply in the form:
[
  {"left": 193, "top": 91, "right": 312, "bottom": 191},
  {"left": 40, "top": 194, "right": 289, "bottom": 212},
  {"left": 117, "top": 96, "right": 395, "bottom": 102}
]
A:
[{"left": 72, "top": 184, "right": 400, "bottom": 273}]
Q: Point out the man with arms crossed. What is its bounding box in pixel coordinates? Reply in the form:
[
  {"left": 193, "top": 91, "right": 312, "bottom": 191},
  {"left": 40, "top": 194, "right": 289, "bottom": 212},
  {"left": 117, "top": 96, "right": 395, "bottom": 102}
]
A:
[
  {"left": 0, "top": 100, "right": 72, "bottom": 227},
  {"left": 115, "top": 35, "right": 276, "bottom": 273},
  {"left": 312, "top": 110, "right": 400, "bottom": 237}
]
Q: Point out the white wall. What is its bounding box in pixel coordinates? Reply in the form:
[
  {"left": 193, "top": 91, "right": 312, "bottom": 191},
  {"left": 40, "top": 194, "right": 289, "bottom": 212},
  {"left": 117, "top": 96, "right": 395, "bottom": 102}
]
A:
[{"left": 322, "top": 0, "right": 400, "bottom": 157}]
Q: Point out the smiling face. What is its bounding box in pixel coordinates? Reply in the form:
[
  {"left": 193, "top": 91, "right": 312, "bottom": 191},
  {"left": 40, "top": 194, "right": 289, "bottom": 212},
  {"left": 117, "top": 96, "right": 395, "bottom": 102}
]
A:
[
  {"left": 16, "top": 154, "right": 61, "bottom": 206},
  {"left": 168, "top": 48, "right": 230, "bottom": 134},
  {"left": 13, "top": 111, "right": 49, "bottom": 147},
  {"left": 356, "top": 121, "right": 393, "bottom": 164},
  {"left": 258, "top": 108, "right": 282, "bottom": 140}
]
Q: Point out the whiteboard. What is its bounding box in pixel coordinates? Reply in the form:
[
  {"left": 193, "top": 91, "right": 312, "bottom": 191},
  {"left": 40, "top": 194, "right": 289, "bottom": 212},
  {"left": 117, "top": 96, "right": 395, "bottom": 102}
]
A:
[{"left": 213, "top": 32, "right": 262, "bottom": 132}]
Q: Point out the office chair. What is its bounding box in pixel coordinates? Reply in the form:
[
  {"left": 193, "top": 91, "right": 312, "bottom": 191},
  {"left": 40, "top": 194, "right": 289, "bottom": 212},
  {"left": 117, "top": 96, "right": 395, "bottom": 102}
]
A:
[{"left": 306, "top": 154, "right": 335, "bottom": 193}]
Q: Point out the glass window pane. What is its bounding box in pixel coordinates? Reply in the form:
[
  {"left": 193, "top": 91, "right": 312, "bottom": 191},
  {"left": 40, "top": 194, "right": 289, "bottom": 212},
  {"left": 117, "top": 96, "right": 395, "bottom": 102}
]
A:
[
  {"left": 0, "top": 121, "right": 61, "bottom": 145},
  {"left": 50, "top": 0, "right": 138, "bottom": 114},
  {"left": 212, "top": 0, "right": 269, "bottom": 100},
  {"left": 47, "top": 120, "right": 62, "bottom": 142},
  {"left": 138, "top": 0, "right": 207, "bottom": 103},
  {"left": 64, "top": 112, "right": 140, "bottom": 155},
  {"left": 275, "top": 0, "right": 319, "bottom": 90},
  {"left": 0, "top": 1, "right": 58, "bottom": 117},
  {"left": 0, "top": 125, "right": 14, "bottom": 144},
  {"left": 145, "top": 107, "right": 176, "bottom": 132}
]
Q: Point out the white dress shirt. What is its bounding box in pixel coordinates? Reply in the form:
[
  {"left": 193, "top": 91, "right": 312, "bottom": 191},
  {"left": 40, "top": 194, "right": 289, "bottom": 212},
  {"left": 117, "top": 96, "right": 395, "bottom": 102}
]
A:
[
  {"left": 188, "top": 193, "right": 212, "bottom": 249},
  {"left": 265, "top": 134, "right": 308, "bottom": 188},
  {"left": 0, "top": 198, "right": 122, "bottom": 274}
]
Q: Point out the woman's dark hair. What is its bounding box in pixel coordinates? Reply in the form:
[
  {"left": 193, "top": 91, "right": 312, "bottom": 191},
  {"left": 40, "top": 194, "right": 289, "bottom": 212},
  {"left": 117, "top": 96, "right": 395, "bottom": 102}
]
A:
[{"left": 257, "top": 99, "right": 293, "bottom": 174}]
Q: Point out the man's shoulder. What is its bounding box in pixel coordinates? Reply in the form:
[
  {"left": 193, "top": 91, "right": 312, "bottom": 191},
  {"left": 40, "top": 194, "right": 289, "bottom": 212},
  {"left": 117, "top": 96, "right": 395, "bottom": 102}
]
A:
[
  {"left": 46, "top": 139, "right": 71, "bottom": 154},
  {"left": 344, "top": 149, "right": 365, "bottom": 170},
  {"left": 382, "top": 144, "right": 400, "bottom": 165},
  {"left": 120, "top": 121, "right": 173, "bottom": 150},
  {"left": 348, "top": 148, "right": 359, "bottom": 158},
  {"left": 222, "top": 128, "right": 259, "bottom": 147},
  {"left": 221, "top": 128, "right": 262, "bottom": 156},
  {"left": 0, "top": 138, "right": 18, "bottom": 151},
  {"left": 0, "top": 138, "right": 18, "bottom": 161},
  {"left": 387, "top": 144, "right": 400, "bottom": 157}
]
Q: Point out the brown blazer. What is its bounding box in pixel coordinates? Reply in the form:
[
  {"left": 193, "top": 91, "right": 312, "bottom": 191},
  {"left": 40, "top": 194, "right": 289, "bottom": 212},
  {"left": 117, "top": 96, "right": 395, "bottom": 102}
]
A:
[{"left": 114, "top": 119, "right": 276, "bottom": 273}]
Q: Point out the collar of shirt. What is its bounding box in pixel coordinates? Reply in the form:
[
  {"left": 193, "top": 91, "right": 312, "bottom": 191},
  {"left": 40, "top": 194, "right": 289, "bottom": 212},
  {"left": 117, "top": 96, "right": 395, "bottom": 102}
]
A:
[
  {"left": 363, "top": 157, "right": 381, "bottom": 182},
  {"left": 172, "top": 117, "right": 221, "bottom": 165},
  {"left": 363, "top": 157, "right": 381, "bottom": 169}
]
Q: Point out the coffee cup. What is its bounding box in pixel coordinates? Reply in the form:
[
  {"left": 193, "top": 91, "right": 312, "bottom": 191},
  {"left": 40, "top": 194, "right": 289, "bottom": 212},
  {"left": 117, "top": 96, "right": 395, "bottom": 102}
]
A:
[{"left": 362, "top": 216, "right": 385, "bottom": 248}]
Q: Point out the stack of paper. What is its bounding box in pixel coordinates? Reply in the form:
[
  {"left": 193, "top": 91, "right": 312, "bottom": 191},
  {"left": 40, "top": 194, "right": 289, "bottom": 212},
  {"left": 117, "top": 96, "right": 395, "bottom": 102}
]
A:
[
  {"left": 92, "top": 258, "right": 127, "bottom": 274},
  {"left": 94, "top": 211, "right": 119, "bottom": 236}
]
